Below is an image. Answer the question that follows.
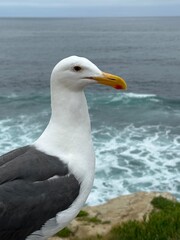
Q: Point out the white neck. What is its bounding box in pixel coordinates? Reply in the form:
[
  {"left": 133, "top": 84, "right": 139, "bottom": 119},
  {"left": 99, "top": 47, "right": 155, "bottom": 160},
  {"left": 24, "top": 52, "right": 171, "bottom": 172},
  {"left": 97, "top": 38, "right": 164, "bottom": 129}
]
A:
[{"left": 34, "top": 82, "right": 95, "bottom": 181}]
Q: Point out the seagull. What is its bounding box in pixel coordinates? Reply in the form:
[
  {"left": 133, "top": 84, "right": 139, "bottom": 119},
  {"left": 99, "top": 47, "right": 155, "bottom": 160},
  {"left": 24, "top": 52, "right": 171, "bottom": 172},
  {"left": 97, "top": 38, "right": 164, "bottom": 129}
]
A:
[{"left": 0, "top": 56, "right": 127, "bottom": 240}]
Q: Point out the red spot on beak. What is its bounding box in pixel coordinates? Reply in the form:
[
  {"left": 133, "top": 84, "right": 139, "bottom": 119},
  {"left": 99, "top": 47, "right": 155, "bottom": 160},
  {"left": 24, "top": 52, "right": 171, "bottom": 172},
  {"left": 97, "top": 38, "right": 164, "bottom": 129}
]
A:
[{"left": 115, "top": 85, "right": 123, "bottom": 90}]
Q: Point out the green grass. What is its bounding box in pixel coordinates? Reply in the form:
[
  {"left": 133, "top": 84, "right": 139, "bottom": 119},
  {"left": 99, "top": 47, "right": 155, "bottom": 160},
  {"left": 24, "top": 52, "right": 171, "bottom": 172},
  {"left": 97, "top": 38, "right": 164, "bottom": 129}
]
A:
[
  {"left": 76, "top": 210, "right": 102, "bottom": 224},
  {"left": 73, "top": 196, "right": 180, "bottom": 240},
  {"left": 77, "top": 215, "right": 102, "bottom": 224},
  {"left": 86, "top": 216, "right": 102, "bottom": 224},
  {"left": 77, "top": 210, "right": 89, "bottom": 217},
  {"left": 55, "top": 227, "right": 72, "bottom": 238}
]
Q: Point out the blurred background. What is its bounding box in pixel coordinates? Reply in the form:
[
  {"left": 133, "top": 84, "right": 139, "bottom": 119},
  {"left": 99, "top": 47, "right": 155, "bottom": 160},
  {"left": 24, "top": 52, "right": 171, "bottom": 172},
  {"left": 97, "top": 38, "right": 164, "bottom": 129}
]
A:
[{"left": 0, "top": 0, "right": 180, "bottom": 205}]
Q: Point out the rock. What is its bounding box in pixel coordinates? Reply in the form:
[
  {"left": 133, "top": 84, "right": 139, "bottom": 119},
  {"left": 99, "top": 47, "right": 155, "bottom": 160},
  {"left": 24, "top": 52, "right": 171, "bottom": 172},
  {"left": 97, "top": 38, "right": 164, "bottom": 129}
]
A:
[{"left": 49, "top": 191, "right": 175, "bottom": 240}]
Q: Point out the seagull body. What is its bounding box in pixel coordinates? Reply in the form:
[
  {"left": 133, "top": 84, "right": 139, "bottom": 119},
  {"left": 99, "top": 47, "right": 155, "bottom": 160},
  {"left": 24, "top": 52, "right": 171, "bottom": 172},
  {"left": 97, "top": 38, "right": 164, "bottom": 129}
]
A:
[{"left": 0, "top": 56, "right": 127, "bottom": 240}]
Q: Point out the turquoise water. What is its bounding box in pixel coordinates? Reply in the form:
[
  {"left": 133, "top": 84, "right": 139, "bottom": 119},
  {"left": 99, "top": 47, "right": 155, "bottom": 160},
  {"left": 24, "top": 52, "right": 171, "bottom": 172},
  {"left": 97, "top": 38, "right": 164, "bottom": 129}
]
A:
[{"left": 0, "top": 17, "right": 180, "bottom": 204}]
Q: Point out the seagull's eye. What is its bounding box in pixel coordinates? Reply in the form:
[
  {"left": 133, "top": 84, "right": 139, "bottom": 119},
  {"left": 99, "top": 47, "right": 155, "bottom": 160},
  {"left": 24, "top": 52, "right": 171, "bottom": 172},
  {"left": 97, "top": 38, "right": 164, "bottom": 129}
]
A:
[{"left": 73, "top": 66, "right": 82, "bottom": 72}]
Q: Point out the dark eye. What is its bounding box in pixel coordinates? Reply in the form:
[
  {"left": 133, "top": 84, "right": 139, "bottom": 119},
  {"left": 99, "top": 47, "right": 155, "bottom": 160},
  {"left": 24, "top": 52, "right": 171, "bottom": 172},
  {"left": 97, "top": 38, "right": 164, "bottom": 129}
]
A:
[{"left": 73, "top": 66, "right": 82, "bottom": 72}]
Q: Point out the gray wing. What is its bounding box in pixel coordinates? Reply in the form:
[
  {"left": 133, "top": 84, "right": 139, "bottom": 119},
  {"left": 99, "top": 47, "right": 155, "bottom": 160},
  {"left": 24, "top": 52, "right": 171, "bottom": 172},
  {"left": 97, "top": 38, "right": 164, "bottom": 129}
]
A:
[{"left": 0, "top": 146, "right": 80, "bottom": 240}]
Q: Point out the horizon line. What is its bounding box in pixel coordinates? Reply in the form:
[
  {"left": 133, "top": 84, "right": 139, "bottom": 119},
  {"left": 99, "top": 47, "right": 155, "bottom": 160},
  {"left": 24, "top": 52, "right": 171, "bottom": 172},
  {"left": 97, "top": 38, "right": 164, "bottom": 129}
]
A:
[{"left": 0, "top": 15, "right": 180, "bottom": 19}]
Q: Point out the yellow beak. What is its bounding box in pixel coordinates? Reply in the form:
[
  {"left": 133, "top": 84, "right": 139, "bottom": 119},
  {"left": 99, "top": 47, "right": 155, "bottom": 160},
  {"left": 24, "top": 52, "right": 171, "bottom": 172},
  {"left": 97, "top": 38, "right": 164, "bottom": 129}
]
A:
[{"left": 92, "top": 72, "right": 127, "bottom": 90}]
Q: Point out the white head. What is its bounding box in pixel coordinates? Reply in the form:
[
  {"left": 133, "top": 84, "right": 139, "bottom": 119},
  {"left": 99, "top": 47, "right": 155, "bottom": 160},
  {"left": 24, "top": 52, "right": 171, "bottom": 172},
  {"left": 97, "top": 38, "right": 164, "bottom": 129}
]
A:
[{"left": 51, "top": 56, "right": 127, "bottom": 91}]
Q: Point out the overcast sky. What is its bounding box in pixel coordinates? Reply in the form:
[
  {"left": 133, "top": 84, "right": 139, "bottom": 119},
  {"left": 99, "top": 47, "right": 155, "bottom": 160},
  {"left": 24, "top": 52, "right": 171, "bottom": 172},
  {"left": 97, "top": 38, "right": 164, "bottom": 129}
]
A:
[{"left": 0, "top": 0, "right": 180, "bottom": 17}]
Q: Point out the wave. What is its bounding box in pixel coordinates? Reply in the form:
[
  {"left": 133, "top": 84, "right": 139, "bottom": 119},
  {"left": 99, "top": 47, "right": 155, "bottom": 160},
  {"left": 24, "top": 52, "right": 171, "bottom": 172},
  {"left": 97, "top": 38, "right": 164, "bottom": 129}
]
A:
[
  {"left": 123, "top": 92, "right": 157, "bottom": 98},
  {"left": 0, "top": 90, "right": 179, "bottom": 205},
  {"left": 87, "top": 124, "right": 180, "bottom": 205},
  {"left": 87, "top": 92, "right": 180, "bottom": 111},
  {"left": 118, "top": 92, "right": 180, "bottom": 104},
  {"left": 0, "top": 115, "right": 45, "bottom": 155},
  {"left": 1, "top": 117, "right": 179, "bottom": 206},
  {"left": 1, "top": 91, "right": 179, "bottom": 106},
  {"left": 109, "top": 92, "right": 158, "bottom": 104},
  {"left": 0, "top": 93, "right": 50, "bottom": 104}
]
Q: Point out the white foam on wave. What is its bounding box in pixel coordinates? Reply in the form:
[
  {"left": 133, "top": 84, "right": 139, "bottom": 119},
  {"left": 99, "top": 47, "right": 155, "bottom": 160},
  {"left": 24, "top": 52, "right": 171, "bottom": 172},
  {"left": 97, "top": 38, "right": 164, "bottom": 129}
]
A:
[
  {"left": 87, "top": 124, "right": 180, "bottom": 205},
  {"left": 0, "top": 115, "right": 43, "bottom": 155},
  {"left": 125, "top": 92, "right": 157, "bottom": 98},
  {"left": 6, "top": 93, "right": 19, "bottom": 99},
  {"left": 106, "top": 92, "right": 158, "bottom": 105},
  {"left": 1, "top": 114, "right": 179, "bottom": 206}
]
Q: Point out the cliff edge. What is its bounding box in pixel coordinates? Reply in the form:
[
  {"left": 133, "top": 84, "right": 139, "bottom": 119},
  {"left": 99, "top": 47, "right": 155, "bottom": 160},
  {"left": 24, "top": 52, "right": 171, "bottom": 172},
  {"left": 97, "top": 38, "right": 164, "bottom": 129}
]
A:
[{"left": 50, "top": 192, "right": 175, "bottom": 240}]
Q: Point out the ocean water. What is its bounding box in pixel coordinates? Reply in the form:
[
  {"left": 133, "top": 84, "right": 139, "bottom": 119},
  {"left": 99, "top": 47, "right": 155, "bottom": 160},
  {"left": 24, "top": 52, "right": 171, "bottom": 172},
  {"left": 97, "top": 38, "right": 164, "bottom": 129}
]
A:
[{"left": 0, "top": 17, "right": 180, "bottom": 205}]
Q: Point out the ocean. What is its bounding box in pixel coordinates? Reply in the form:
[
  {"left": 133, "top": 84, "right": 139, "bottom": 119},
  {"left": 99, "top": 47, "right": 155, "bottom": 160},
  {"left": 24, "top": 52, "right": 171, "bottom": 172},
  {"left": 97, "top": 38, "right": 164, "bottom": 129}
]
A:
[{"left": 0, "top": 17, "right": 180, "bottom": 205}]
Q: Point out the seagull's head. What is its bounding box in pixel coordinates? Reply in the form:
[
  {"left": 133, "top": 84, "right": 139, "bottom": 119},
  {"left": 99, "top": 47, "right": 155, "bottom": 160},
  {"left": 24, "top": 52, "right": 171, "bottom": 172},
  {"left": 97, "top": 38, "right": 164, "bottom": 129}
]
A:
[{"left": 51, "top": 56, "right": 127, "bottom": 91}]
